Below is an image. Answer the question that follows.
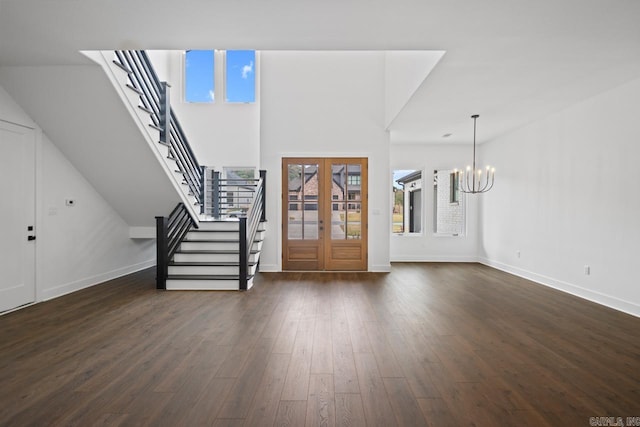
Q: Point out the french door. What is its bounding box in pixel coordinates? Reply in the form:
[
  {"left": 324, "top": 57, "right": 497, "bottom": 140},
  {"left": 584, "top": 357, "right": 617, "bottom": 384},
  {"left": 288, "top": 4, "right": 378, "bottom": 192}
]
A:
[
  {"left": 282, "top": 157, "right": 367, "bottom": 271},
  {"left": 0, "top": 120, "right": 36, "bottom": 313}
]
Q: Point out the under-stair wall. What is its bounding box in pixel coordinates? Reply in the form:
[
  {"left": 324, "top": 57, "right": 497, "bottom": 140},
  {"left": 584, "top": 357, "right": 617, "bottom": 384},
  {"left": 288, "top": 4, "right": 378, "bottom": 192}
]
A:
[{"left": 0, "top": 62, "right": 181, "bottom": 229}]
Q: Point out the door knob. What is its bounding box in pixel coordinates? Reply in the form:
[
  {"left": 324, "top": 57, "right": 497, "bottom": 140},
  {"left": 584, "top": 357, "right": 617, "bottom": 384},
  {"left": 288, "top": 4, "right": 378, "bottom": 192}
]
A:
[{"left": 28, "top": 235, "right": 36, "bottom": 241}]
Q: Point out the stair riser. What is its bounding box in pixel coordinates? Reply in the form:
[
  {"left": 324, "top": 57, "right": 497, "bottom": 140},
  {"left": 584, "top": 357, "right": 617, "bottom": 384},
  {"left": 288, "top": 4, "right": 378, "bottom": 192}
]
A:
[
  {"left": 166, "top": 279, "right": 241, "bottom": 290},
  {"left": 186, "top": 231, "right": 239, "bottom": 241},
  {"left": 168, "top": 264, "right": 258, "bottom": 276},
  {"left": 176, "top": 241, "right": 263, "bottom": 253},
  {"left": 173, "top": 251, "right": 260, "bottom": 263},
  {"left": 173, "top": 249, "right": 260, "bottom": 262},
  {"left": 197, "top": 221, "right": 240, "bottom": 231}
]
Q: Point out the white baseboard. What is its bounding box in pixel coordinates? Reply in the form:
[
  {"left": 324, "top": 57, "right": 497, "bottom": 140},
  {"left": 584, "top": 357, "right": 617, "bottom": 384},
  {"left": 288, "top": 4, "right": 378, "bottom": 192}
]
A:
[
  {"left": 257, "top": 264, "right": 280, "bottom": 273},
  {"left": 41, "top": 259, "right": 155, "bottom": 301},
  {"left": 371, "top": 264, "right": 392, "bottom": 272},
  {"left": 391, "top": 255, "right": 478, "bottom": 263},
  {"left": 257, "top": 264, "right": 391, "bottom": 273},
  {"left": 479, "top": 257, "right": 640, "bottom": 318}
]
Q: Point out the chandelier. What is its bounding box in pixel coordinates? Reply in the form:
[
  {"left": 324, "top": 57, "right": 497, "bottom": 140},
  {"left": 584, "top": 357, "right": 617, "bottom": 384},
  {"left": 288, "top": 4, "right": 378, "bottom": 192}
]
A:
[{"left": 456, "top": 114, "right": 495, "bottom": 194}]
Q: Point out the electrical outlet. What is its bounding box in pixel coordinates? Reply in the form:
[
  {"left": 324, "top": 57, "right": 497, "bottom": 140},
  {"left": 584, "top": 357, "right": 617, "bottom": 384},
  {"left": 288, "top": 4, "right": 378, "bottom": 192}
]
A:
[{"left": 584, "top": 265, "right": 590, "bottom": 275}]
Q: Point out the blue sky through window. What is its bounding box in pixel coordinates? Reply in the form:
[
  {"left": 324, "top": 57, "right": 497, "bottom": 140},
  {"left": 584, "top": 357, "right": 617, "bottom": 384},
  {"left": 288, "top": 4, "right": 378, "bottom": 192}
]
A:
[
  {"left": 226, "top": 50, "right": 255, "bottom": 103},
  {"left": 185, "top": 50, "right": 214, "bottom": 102}
]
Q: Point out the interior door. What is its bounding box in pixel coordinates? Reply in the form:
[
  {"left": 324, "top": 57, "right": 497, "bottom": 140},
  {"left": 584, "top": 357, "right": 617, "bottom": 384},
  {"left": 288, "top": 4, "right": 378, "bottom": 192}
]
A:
[
  {"left": 0, "top": 120, "right": 36, "bottom": 313},
  {"left": 282, "top": 157, "right": 367, "bottom": 271}
]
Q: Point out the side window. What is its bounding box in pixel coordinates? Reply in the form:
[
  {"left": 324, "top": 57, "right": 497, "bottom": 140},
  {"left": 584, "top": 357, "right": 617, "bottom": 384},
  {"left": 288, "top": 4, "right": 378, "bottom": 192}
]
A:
[
  {"left": 184, "top": 50, "right": 215, "bottom": 103},
  {"left": 433, "top": 169, "right": 465, "bottom": 236},
  {"left": 226, "top": 50, "right": 255, "bottom": 103},
  {"left": 392, "top": 170, "right": 422, "bottom": 234}
]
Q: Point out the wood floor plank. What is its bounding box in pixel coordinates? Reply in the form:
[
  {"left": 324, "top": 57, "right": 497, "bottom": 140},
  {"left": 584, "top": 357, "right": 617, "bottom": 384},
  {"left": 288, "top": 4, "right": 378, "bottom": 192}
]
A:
[
  {"left": 217, "top": 337, "right": 276, "bottom": 418},
  {"left": 383, "top": 378, "right": 428, "bottom": 427},
  {"left": 353, "top": 352, "right": 397, "bottom": 426},
  {"left": 280, "top": 319, "right": 315, "bottom": 400},
  {"left": 364, "top": 321, "right": 404, "bottom": 378},
  {"left": 243, "top": 353, "right": 290, "bottom": 427},
  {"left": 275, "top": 401, "right": 308, "bottom": 427},
  {"left": 335, "top": 393, "right": 366, "bottom": 427},
  {"left": 1, "top": 264, "right": 639, "bottom": 426},
  {"left": 416, "top": 398, "right": 459, "bottom": 427},
  {"left": 310, "top": 318, "right": 333, "bottom": 374},
  {"left": 305, "top": 374, "right": 335, "bottom": 427}
]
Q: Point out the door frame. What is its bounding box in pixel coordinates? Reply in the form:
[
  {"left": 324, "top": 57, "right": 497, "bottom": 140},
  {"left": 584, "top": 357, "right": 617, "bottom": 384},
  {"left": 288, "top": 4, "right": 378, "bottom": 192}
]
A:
[
  {"left": 281, "top": 157, "right": 368, "bottom": 271},
  {"left": 0, "top": 118, "right": 36, "bottom": 313}
]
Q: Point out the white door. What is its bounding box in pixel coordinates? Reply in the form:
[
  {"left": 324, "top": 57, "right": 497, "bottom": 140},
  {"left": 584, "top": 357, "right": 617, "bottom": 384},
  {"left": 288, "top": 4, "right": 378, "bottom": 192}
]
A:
[{"left": 0, "top": 120, "right": 36, "bottom": 313}]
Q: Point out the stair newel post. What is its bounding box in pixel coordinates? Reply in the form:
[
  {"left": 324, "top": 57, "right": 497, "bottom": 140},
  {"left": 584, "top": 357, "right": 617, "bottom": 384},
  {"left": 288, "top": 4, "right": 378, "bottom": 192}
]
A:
[
  {"left": 155, "top": 216, "right": 168, "bottom": 290},
  {"left": 159, "top": 81, "right": 171, "bottom": 144},
  {"left": 259, "top": 170, "right": 267, "bottom": 222},
  {"left": 239, "top": 217, "right": 248, "bottom": 291},
  {"left": 212, "top": 170, "right": 221, "bottom": 219}
]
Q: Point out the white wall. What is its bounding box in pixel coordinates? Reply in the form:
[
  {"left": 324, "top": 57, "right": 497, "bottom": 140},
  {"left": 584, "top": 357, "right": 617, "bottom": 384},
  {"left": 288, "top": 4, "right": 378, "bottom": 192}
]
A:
[
  {"left": 479, "top": 77, "right": 640, "bottom": 317},
  {"left": 0, "top": 85, "right": 155, "bottom": 303},
  {"left": 384, "top": 51, "right": 444, "bottom": 128},
  {"left": 390, "top": 144, "right": 478, "bottom": 261},
  {"left": 147, "top": 50, "right": 261, "bottom": 170},
  {"left": 260, "top": 51, "right": 391, "bottom": 272}
]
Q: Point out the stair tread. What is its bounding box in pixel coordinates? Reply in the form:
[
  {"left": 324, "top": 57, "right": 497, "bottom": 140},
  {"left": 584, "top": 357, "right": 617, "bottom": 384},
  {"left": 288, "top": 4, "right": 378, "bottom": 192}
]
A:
[
  {"left": 167, "top": 274, "right": 255, "bottom": 280},
  {"left": 189, "top": 229, "right": 240, "bottom": 232},
  {"left": 176, "top": 248, "right": 260, "bottom": 254},
  {"left": 169, "top": 261, "right": 257, "bottom": 266},
  {"left": 138, "top": 105, "right": 153, "bottom": 114},
  {"left": 112, "top": 60, "right": 132, "bottom": 74},
  {"left": 125, "top": 83, "right": 143, "bottom": 95},
  {"left": 183, "top": 237, "right": 263, "bottom": 242}
]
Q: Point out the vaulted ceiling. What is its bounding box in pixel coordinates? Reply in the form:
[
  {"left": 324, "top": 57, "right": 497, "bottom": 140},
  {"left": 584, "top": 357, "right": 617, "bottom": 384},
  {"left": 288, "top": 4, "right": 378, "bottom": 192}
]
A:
[{"left": 1, "top": 0, "right": 639, "bottom": 143}]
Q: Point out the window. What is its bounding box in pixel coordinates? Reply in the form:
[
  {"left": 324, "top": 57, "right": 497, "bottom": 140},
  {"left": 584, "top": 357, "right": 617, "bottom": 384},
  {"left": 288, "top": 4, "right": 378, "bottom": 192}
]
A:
[
  {"left": 226, "top": 50, "right": 255, "bottom": 103},
  {"left": 450, "top": 172, "right": 459, "bottom": 204},
  {"left": 185, "top": 50, "right": 215, "bottom": 103},
  {"left": 348, "top": 175, "right": 360, "bottom": 186},
  {"left": 434, "top": 169, "right": 465, "bottom": 236},
  {"left": 392, "top": 169, "right": 422, "bottom": 234}
]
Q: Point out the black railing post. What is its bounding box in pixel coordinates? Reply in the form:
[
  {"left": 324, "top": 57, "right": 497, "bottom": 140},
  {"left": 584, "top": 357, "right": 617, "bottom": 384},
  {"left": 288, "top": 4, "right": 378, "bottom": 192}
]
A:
[
  {"left": 155, "top": 216, "right": 168, "bottom": 290},
  {"left": 259, "top": 170, "right": 267, "bottom": 222},
  {"left": 239, "top": 217, "right": 248, "bottom": 291},
  {"left": 200, "top": 165, "right": 206, "bottom": 215},
  {"left": 159, "top": 82, "right": 171, "bottom": 144},
  {"left": 212, "top": 170, "right": 220, "bottom": 218}
]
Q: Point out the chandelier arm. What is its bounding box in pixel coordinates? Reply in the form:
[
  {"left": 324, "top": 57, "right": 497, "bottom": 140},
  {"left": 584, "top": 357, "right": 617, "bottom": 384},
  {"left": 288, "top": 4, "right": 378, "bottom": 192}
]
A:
[{"left": 478, "top": 176, "right": 488, "bottom": 192}]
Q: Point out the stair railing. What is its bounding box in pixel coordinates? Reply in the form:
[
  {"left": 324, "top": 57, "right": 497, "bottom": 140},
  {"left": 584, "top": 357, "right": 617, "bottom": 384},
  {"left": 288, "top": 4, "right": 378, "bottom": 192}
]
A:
[
  {"left": 239, "top": 170, "right": 266, "bottom": 290},
  {"left": 155, "top": 203, "right": 197, "bottom": 289},
  {"left": 113, "top": 50, "right": 203, "bottom": 211}
]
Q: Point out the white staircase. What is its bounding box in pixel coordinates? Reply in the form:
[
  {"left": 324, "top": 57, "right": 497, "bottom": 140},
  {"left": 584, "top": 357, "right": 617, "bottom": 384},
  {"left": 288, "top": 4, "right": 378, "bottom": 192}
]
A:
[
  {"left": 166, "top": 220, "right": 266, "bottom": 290},
  {"left": 91, "top": 50, "right": 267, "bottom": 291}
]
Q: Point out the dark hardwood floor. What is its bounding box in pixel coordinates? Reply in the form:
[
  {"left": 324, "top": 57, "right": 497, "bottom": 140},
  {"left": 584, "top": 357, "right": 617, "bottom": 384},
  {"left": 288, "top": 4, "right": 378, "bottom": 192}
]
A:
[{"left": 1, "top": 263, "right": 639, "bottom": 426}]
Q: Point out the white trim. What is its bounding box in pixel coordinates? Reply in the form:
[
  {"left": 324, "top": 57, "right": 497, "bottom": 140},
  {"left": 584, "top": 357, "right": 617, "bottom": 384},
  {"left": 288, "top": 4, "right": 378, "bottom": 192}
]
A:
[
  {"left": 371, "top": 264, "right": 392, "bottom": 272},
  {"left": 479, "top": 257, "right": 640, "bottom": 318},
  {"left": 390, "top": 256, "right": 478, "bottom": 262},
  {"left": 257, "top": 263, "right": 279, "bottom": 272},
  {"left": 41, "top": 259, "right": 155, "bottom": 301}
]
